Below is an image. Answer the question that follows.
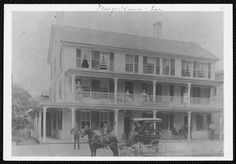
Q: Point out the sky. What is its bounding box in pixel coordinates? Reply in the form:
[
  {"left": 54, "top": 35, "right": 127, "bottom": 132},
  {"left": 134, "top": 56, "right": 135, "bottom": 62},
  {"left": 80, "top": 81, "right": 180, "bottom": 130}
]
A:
[{"left": 12, "top": 11, "right": 223, "bottom": 97}]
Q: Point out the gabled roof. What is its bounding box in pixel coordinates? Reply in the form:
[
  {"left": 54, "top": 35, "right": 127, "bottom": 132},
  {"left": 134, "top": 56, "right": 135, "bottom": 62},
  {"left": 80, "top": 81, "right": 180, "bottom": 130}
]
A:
[{"left": 48, "top": 24, "right": 219, "bottom": 63}]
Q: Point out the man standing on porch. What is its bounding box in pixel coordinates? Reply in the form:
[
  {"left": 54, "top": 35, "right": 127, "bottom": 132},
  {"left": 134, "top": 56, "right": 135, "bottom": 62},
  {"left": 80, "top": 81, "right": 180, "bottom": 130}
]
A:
[{"left": 71, "top": 123, "right": 81, "bottom": 150}]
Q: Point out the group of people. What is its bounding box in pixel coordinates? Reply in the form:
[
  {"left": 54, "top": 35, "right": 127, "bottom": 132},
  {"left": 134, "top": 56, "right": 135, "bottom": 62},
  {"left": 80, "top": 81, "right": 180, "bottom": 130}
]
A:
[{"left": 70, "top": 122, "right": 112, "bottom": 150}]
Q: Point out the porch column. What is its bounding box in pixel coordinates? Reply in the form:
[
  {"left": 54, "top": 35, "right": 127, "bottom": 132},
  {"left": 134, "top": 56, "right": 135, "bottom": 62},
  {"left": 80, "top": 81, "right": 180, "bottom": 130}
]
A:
[
  {"left": 114, "top": 109, "right": 119, "bottom": 137},
  {"left": 43, "top": 107, "right": 47, "bottom": 143},
  {"left": 152, "top": 81, "right": 156, "bottom": 102},
  {"left": 153, "top": 110, "right": 157, "bottom": 130},
  {"left": 71, "top": 74, "right": 76, "bottom": 100},
  {"left": 160, "top": 57, "right": 163, "bottom": 75},
  {"left": 187, "top": 83, "right": 191, "bottom": 106},
  {"left": 38, "top": 111, "right": 42, "bottom": 140},
  {"left": 114, "top": 78, "right": 118, "bottom": 103},
  {"left": 187, "top": 111, "right": 192, "bottom": 141},
  {"left": 219, "top": 112, "right": 223, "bottom": 140},
  {"left": 71, "top": 107, "right": 76, "bottom": 141}
]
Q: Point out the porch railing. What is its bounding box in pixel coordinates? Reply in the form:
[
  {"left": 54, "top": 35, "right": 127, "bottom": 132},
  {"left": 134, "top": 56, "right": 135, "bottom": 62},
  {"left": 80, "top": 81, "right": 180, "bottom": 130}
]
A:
[{"left": 74, "top": 91, "right": 222, "bottom": 108}]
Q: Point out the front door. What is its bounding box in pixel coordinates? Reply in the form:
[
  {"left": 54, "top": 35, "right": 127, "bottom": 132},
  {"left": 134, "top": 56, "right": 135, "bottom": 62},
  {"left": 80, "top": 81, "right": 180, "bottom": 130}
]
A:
[{"left": 46, "top": 112, "right": 52, "bottom": 137}]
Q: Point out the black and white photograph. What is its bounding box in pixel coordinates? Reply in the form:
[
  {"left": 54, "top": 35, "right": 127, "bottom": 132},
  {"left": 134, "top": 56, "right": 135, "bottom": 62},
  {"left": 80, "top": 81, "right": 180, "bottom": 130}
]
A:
[{"left": 3, "top": 4, "right": 233, "bottom": 161}]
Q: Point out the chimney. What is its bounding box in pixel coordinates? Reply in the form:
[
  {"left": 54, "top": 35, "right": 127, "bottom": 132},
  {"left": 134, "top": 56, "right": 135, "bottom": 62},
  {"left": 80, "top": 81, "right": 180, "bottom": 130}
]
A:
[{"left": 153, "top": 22, "right": 162, "bottom": 39}]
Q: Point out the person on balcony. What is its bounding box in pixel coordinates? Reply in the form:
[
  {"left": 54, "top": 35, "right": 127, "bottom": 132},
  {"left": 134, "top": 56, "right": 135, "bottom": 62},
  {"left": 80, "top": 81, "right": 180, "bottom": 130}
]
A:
[
  {"left": 208, "top": 121, "right": 215, "bottom": 140},
  {"left": 183, "top": 89, "right": 189, "bottom": 105},
  {"left": 125, "top": 89, "right": 132, "bottom": 103},
  {"left": 76, "top": 81, "right": 82, "bottom": 101},
  {"left": 141, "top": 89, "right": 149, "bottom": 103}
]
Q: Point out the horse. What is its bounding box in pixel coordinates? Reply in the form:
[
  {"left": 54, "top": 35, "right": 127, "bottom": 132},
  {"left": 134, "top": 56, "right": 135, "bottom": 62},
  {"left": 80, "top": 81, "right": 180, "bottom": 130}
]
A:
[{"left": 81, "top": 127, "right": 119, "bottom": 156}]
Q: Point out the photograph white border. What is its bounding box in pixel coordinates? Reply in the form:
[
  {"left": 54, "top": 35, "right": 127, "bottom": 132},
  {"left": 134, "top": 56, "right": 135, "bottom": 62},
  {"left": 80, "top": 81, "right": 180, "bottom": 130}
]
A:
[{"left": 4, "top": 4, "right": 233, "bottom": 161}]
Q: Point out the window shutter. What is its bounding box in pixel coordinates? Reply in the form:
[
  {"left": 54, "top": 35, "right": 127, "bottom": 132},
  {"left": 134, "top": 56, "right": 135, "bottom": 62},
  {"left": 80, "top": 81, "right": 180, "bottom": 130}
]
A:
[
  {"left": 92, "top": 51, "right": 99, "bottom": 70},
  {"left": 171, "top": 59, "right": 175, "bottom": 75},
  {"left": 156, "top": 57, "right": 160, "bottom": 75},
  {"left": 193, "top": 61, "right": 197, "bottom": 77},
  {"left": 76, "top": 49, "right": 81, "bottom": 68},
  {"left": 110, "top": 52, "right": 114, "bottom": 71},
  {"left": 143, "top": 56, "right": 147, "bottom": 73},
  {"left": 208, "top": 63, "right": 211, "bottom": 79},
  {"left": 134, "top": 55, "right": 139, "bottom": 73},
  {"left": 181, "top": 60, "right": 185, "bottom": 76}
]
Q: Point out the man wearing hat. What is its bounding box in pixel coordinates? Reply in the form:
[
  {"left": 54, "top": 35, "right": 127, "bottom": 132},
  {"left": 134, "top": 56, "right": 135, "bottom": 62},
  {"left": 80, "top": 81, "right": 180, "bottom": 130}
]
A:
[{"left": 71, "top": 123, "right": 81, "bottom": 150}]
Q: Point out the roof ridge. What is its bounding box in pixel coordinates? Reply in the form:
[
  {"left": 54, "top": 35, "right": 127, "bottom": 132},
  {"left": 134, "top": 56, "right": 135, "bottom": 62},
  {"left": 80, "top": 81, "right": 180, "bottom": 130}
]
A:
[{"left": 61, "top": 25, "right": 197, "bottom": 45}]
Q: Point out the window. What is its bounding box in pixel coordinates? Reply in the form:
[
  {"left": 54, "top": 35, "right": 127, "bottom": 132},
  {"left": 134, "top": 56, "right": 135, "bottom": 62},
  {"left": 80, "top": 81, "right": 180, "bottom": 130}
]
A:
[
  {"left": 76, "top": 49, "right": 81, "bottom": 68},
  {"left": 126, "top": 54, "right": 134, "bottom": 72},
  {"left": 198, "top": 63, "right": 208, "bottom": 78},
  {"left": 162, "top": 58, "right": 170, "bottom": 75},
  {"left": 196, "top": 113, "right": 208, "bottom": 130},
  {"left": 143, "top": 56, "right": 155, "bottom": 74},
  {"left": 125, "top": 54, "right": 138, "bottom": 73},
  {"left": 156, "top": 57, "right": 160, "bottom": 75},
  {"left": 99, "top": 52, "right": 109, "bottom": 70},
  {"left": 182, "top": 60, "right": 192, "bottom": 77},
  {"left": 81, "top": 53, "right": 90, "bottom": 68},
  {"left": 170, "top": 59, "right": 175, "bottom": 75},
  {"left": 58, "top": 110, "right": 62, "bottom": 130},
  {"left": 81, "top": 111, "right": 91, "bottom": 128},
  {"left": 100, "top": 112, "right": 109, "bottom": 129},
  {"left": 91, "top": 50, "right": 114, "bottom": 71}
]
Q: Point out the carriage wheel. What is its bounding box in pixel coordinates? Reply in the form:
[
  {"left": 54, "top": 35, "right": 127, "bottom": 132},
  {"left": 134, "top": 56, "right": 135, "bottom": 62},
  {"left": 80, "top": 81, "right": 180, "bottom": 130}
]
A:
[
  {"left": 156, "top": 142, "right": 167, "bottom": 156},
  {"left": 148, "top": 139, "right": 167, "bottom": 156}
]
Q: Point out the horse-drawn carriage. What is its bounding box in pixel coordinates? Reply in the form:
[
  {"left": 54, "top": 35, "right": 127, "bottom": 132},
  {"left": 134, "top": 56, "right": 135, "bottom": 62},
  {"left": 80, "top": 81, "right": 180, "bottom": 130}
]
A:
[
  {"left": 120, "top": 118, "right": 167, "bottom": 156},
  {"left": 80, "top": 118, "right": 166, "bottom": 156}
]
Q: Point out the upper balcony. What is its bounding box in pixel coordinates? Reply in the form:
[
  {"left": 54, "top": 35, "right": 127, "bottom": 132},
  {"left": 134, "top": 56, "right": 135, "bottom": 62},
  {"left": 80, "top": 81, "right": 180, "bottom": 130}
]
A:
[{"left": 69, "top": 91, "right": 223, "bottom": 110}]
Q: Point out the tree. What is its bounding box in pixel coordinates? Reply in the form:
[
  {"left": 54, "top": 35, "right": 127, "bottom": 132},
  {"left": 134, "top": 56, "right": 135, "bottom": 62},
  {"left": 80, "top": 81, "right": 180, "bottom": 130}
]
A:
[{"left": 12, "top": 83, "right": 40, "bottom": 130}]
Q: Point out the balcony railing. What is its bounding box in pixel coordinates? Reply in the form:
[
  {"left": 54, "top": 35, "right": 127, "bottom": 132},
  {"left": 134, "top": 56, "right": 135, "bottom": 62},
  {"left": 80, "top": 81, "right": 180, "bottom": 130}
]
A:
[
  {"left": 73, "top": 91, "right": 222, "bottom": 109},
  {"left": 182, "top": 68, "right": 211, "bottom": 79}
]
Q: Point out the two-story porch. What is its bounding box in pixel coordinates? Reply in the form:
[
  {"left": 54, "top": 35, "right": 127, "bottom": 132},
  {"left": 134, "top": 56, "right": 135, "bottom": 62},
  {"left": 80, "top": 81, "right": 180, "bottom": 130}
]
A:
[
  {"left": 31, "top": 71, "right": 223, "bottom": 143},
  {"left": 32, "top": 103, "right": 223, "bottom": 144}
]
